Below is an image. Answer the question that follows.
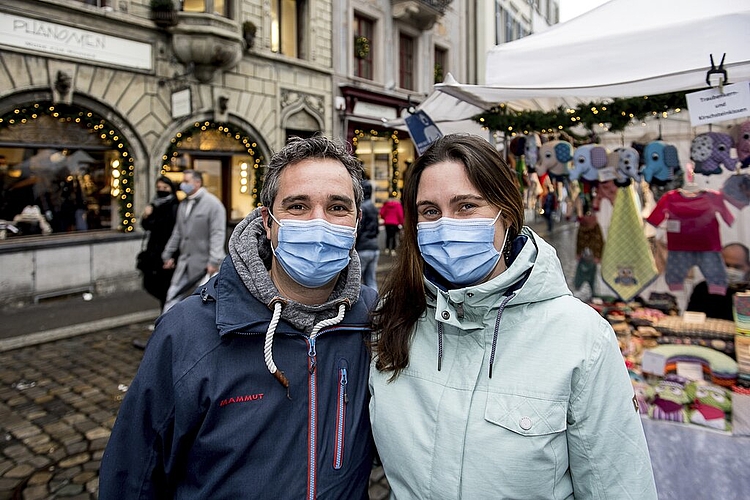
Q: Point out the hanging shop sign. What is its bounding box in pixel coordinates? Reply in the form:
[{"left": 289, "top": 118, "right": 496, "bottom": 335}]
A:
[
  {"left": 171, "top": 88, "right": 192, "bottom": 119},
  {"left": 404, "top": 110, "right": 443, "bottom": 155},
  {"left": 0, "top": 13, "right": 153, "bottom": 71},
  {"left": 686, "top": 81, "right": 750, "bottom": 127}
]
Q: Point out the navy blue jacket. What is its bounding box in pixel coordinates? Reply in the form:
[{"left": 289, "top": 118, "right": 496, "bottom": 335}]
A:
[{"left": 100, "top": 258, "right": 377, "bottom": 499}]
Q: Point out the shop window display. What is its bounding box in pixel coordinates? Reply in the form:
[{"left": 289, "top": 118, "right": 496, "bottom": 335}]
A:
[
  {"left": 0, "top": 100, "right": 137, "bottom": 238},
  {"left": 0, "top": 147, "right": 121, "bottom": 235}
]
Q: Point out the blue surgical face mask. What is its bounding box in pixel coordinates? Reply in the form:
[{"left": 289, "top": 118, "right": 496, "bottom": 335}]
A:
[
  {"left": 180, "top": 182, "right": 195, "bottom": 195},
  {"left": 269, "top": 213, "right": 356, "bottom": 288},
  {"left": 418, "top": 211, "right": 506, "bottom": 286}
]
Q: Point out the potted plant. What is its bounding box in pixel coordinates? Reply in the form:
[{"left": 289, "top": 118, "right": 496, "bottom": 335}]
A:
[
  {"left": 242, "top": 20, "right": 257, "bottom": 50},
  {"left": 150, "top": 0, "right": 177, "bottom": 28}
]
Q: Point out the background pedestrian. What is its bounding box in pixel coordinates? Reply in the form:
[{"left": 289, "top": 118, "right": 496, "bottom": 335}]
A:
[
  {"left": 137, "top": 175, "right": 178, "bottom": 309},
  {"left": 356, "top": 179, "right": 380, "bottom": 290},
  {"left": 379, "top": 191, "right": 403, "bottom": 255},
  {"left": 161, "top": 169, "right": 226, "bottom": 312}
]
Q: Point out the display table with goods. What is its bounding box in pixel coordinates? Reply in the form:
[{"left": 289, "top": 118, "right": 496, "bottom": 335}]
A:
[{"left": 589, "top": 294, "right": 747, "bottom": 436}]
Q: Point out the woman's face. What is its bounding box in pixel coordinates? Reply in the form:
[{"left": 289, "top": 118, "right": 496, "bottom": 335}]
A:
[
  {"left": 416, "top": 160, "right": 508, "bottom": 276},
  {"left": 156, "top": 180, "right": 172, "bottom": 194}
]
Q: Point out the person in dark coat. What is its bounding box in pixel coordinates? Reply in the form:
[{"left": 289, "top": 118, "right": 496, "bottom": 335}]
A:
[
  {"left": 139, "top": 175, "right": 179, "bottom": 308},
  {"left": 686, "top": 243, "right": 750, "bottom": 320},
  {"left": 100, "top": 136, "right": 377, "bottom": 499},
  {"left": 356, "top": 179, "right": 380, "bottom": 290}
]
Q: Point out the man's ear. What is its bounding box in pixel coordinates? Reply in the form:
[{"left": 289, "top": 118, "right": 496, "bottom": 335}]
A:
[{"left": 261, "top": 207, "right": 272, "bottom": 238}]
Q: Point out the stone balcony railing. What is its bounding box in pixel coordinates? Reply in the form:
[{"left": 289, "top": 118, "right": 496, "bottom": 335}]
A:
[
  {"left": 169, "top": 12, "right": 244, "bottom": 83},
  {"left": 391, "top": 0, "right": 453, "bottom": 30}
]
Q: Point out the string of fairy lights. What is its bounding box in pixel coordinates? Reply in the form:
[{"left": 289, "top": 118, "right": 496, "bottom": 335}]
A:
[
  {"left": 474, "top": 91, "right": 689, "bottom": 140},
  {"left": 351, "top": 128, "right": 402, "bottom": 195},
  {"left": 0, "top": 102, "right": 136, "bottom": 232},
  {"left": 161, "top": 121, "right": 264, "bottom": 207},
  {"left": 1, "top": 105, "right": 266, "bottom": 236}
]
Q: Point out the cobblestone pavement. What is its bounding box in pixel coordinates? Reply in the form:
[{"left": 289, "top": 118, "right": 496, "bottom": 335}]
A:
[
  {"left": 0, "top": 321, "right": 393, "bottom": 500},
  {"left": 0, "top": 221, "right": 574, "bottom": 500}
]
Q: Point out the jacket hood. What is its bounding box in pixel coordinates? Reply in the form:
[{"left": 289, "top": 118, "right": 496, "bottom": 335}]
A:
[
  {"left": 424, "top": 226, "right": 571, "bottom": 330},
  {"left": 225, "top": 207, "right": 362, "bottom": 334}
]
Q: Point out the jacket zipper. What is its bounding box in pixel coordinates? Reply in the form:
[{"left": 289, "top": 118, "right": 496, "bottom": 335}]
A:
[
  {"left": 307, "top": 336, "right": 318, "bottom": 500},
  {"left": 333, "top": 365, "right": 348, "bottom": 470},
  {"left": 233, "top": 325, "right": 369, "bottom": 498}
]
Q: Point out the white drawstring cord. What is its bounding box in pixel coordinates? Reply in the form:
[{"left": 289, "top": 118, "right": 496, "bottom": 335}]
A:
[{"left": 263, "top": 301, "right": 289, "bottom": 396}]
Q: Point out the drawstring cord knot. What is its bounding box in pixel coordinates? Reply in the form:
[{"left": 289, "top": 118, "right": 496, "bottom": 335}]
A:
[{"left": 263, "top": 299, "right": 348, "bottom": 400}]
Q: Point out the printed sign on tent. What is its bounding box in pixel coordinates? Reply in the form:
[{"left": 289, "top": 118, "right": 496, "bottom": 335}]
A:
[
  {"left": 404, "top": 110, "right": 443, "bottom": 155},
  {"left": 686, "top": 81, "right": 750, "bottom": 127}
]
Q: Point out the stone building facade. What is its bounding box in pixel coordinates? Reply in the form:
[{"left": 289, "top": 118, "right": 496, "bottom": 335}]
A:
[{"left": 0, "top": 0, "right": 335, "bottom": 305}]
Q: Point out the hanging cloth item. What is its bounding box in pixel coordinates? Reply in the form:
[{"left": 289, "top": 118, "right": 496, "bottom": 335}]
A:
[{"left": 601, "top": 185, "right": 658, "bottom": 301}]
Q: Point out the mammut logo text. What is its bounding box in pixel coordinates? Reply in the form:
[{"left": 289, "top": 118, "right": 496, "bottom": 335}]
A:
[{"left": 219, "top": 393, "right": 264, "bottom": 407}]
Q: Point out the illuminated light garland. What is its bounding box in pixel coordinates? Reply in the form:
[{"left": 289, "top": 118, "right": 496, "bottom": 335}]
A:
[
  {"left": 0, "top": 101, "right": 135, "bottom": 232},
  {"left": 390, "top": 130, "right": 400, "bottom": 195},
  {"left": 162, "top": 121, "right": 265, "bottom": 207},
  {"left": 474, "top": 92, "right": 689, "bottom": 139}
]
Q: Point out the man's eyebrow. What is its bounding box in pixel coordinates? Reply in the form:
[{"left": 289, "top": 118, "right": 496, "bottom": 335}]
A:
[
  {"left": 329, "top": 194, "right": 355, "bottom": 207},
  {"left": 279, "top": 194, "right": 355, "bottom": 207},
  {"left": 279, "top": 195, "right": 310, "bottom": 206}
]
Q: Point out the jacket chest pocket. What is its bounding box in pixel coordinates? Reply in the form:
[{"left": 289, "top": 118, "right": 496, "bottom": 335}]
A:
[
  {"left": 481, "top": 393, "right": 570, "bottom": 493},
  {"left": 485, "top": 393, "right": 567, "bottom": 436}
]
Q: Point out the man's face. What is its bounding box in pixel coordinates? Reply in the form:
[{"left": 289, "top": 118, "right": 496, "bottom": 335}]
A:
[
  {"left": 183, "top": 172, "right": 200, "bottom": 192},
  {"left": 722, "top": 245, "right": 750, "bottom": 276},
  {"left": 263, "top": 158, "right": 357, "bottom": 244}
]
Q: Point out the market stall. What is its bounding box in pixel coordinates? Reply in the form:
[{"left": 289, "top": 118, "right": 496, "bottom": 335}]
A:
[{"left": 406, "top": 2, "right": 750, "bottom": 497}]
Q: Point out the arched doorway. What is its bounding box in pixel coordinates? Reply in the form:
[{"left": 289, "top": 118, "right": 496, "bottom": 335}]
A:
[{"left": 159, "top": 120, "right": 267, "bottom": 222}]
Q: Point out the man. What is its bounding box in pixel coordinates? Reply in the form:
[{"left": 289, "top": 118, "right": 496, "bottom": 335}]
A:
[
  {"left": 99, "top": 136, "right": 377, "bottom": 498},
  {"left": 355, "top": 179, "right": 380, "bottom": 290},
  {"left": 686, "top": 242, "right": 750, "bottom": 320},
  {"left": 161, "top": 169, "right": 226, "bottom": 312}
]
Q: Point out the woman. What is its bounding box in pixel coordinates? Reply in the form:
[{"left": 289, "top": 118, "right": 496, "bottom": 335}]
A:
[
  {"left": 369, "top": 135, "right": 657, "bottom": 499},
  {"left": 139, "top": 175, "right": 179, "bottom": 308},
  {"left": 379, "top": 192, "right": 404, "bottom": 255}
]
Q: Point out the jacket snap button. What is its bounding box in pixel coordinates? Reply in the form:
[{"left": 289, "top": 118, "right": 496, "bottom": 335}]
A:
[
  {"left": 441, "top": 311, "right": 450, "bottom": 320},
  {"left": 519, "top": 416, "right": 532, "bottom": 430}
]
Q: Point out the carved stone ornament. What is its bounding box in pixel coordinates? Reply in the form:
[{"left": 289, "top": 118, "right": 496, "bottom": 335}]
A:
[{"left": 280, "top": 89, "right": 324, "bottom": 116}]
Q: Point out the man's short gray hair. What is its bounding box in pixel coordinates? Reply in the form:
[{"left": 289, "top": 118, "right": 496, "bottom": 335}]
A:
[{"left": 260, "top": 136, "right": 365, "bottom": 212}]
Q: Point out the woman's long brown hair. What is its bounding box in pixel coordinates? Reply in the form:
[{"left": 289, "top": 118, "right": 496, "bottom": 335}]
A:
[{"left": 371, "top": 134, "right": 524, "bottom": 379}]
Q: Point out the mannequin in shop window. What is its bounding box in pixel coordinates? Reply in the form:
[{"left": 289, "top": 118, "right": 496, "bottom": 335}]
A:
[{"left": 686, "top": 243, "right": 750, "bottom": 320}]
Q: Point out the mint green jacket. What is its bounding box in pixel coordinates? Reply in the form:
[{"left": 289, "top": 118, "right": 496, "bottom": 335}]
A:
[{"left": 370, "top": 228, "right": 657, "bottom": 499}]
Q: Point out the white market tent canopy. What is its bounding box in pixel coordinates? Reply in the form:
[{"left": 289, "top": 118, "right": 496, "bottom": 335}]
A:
[{"left": 434, "top": 0, "right": 750, "bottom": 114}]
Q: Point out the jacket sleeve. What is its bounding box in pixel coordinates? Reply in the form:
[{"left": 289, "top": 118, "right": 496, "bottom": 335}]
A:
[
  {"left": 99, "top": 322, "right": 181, "bottom": 498},
  {"left": 162, "top": 208, "right": 182, "bottom": 262},
  {"left": 208, "top": 200, "right": 227, "bottom": 267},
  {"left": 566, "top": 320, "right": 658, "bottom": 499}
]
